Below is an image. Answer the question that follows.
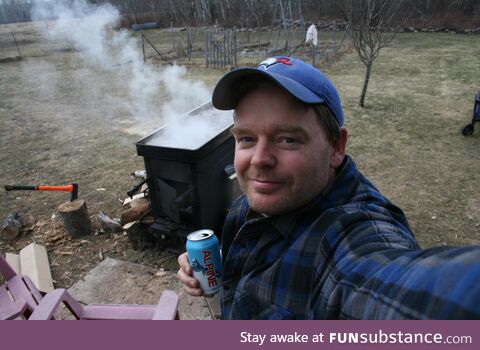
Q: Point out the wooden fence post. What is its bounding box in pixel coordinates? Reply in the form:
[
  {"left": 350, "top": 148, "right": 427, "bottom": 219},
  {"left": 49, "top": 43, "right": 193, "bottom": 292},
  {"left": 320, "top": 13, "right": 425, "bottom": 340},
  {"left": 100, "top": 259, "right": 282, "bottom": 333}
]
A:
[
  {"left": 312, "top": 44, "right": 316, "bottom": 67},
  {"left": 0, "top": 38, "right": 6, "bottom": 59},
  {"left": 233, "top": 29, "right": 237, "bottom": 68},
  {"left": 141, "top": 33, "right": 146, "bottom": 62},
  {"left": 170, "top": 20, "right": 175, "bottom": 52},
  {"left": 205, "top": 30, "right": 209, "bottom": 67},
  {"left": 10, "top": 31, "right": 21, "bottom": 58},
  {"left": 187, "top": 28, "right": 191, "bottom": 61}
]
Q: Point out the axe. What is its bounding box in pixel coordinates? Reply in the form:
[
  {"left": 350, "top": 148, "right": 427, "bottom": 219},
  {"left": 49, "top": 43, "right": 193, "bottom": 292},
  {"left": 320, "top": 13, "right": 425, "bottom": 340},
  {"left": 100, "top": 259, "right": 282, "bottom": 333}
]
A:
[{"left": 4, "top": 183, "right": 79, "bottom": 202}]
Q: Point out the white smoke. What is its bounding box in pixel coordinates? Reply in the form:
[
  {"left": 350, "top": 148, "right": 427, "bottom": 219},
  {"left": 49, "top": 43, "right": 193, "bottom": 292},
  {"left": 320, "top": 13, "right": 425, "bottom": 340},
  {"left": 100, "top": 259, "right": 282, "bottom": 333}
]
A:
[
  {"left": 32, "top": 0, "right": 121, "bottom": 69},
  {"left": 160, "top": 65, "right": 211, "bottom": 119},
  {"left": 30, "top": 0, "right": 214, "bottom": 137},
  {"left": 149, "top": 107, "right": 233, "bottom": 150}
]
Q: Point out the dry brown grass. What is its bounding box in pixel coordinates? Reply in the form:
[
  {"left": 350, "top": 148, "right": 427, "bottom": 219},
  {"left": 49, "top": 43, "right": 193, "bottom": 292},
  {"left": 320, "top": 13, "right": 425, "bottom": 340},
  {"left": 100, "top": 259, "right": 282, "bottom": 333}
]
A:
[
  {"left": 0, "top": 23, "right": 479, "bottom": 288},
  {"left": 326, "top": 32, "right": 480, "bottom": 248}
]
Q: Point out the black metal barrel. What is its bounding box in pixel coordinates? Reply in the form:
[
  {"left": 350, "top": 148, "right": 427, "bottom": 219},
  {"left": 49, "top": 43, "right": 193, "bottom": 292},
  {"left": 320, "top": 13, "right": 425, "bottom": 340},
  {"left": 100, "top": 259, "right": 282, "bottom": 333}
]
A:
[{"left": 136, "top": 101, "right": 234, "bottom": 238}]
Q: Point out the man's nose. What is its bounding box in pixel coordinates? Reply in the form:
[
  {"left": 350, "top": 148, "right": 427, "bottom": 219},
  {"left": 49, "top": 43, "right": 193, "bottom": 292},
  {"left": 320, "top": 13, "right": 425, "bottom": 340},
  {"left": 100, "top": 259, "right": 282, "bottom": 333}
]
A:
[{"left": 250, "top": 140, "right": 276, "bottom": 167}]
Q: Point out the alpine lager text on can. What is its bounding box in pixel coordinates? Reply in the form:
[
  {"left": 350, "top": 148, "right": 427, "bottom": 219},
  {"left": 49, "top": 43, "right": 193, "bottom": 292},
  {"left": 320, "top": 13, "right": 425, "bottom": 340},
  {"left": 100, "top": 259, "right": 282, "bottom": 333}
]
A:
[{"left": 186, "top": 229, "right": 222, "bottom": 295}]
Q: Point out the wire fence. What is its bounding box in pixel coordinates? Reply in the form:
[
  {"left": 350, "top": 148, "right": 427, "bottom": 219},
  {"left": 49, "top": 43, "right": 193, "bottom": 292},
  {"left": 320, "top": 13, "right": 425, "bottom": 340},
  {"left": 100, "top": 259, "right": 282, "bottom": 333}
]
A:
[
  {"left": 0, "top": 20, "right": 350, "bottom": 68},
  {"left": 0, "top": 31, "right": 21, "bottom": 61},
  {"left": 141, "top": 25, "right": 350, "bottom": 68}
]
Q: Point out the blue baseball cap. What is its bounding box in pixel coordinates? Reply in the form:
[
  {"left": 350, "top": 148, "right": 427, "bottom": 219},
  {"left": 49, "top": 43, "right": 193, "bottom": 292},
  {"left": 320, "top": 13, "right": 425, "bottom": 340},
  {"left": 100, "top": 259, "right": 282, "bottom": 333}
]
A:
[{"left": 212, "top": 56, "right": 344, "bottom": 126}]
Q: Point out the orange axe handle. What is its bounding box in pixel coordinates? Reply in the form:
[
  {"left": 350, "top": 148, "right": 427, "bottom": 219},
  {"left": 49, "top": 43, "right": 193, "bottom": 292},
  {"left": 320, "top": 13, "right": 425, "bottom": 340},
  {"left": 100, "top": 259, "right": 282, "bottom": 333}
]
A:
[
  {"left": 5, "top": 183, "right": 78, "bottom": 201},
  {"left": 37, "top": 185, "right": 74, "bottom": 192}
]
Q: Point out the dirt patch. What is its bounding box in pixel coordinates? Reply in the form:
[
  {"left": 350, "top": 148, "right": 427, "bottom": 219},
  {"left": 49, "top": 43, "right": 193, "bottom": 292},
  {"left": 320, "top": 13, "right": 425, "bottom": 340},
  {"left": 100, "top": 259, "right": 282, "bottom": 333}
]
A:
[{"left": 0, "top": 21, "right": 216, "bottom": 288}]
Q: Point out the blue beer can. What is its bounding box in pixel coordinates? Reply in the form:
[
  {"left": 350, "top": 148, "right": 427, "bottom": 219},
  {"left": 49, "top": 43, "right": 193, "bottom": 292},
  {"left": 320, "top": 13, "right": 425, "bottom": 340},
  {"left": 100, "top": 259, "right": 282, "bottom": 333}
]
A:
[{"left": 186, "top": 229, "right": 222, "bottom": 296}]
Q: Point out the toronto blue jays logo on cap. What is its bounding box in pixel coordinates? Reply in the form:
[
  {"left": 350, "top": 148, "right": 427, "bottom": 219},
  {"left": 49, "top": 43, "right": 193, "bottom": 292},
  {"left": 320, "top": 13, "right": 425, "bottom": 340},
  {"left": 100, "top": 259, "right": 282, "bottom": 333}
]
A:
[{"left": 257, "top": 57, "right": 293, "bottom": 70}]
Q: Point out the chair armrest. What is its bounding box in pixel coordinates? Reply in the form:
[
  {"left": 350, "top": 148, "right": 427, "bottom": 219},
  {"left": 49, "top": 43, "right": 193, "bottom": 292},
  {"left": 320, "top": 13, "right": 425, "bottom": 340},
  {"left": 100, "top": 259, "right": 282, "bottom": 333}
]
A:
[
  {"left": 153, "top": 290, "right": 179, "bottom": 320},
  {"left": 0, "top": 299, "right": 27, "bottom": 320},
  {"left": 29, "top": 289, "right": 83, "bottom": 320}
]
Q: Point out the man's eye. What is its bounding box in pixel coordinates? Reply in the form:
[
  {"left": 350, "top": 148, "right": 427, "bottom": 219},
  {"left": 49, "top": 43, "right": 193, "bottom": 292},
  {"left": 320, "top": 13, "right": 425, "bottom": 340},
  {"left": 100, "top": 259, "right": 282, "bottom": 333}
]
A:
[
  {"left": 238, "top": 136, "right": 255, "bottom": 143},
  {"left": 278, "top": 137, "right": 297, "bottom": 144}
]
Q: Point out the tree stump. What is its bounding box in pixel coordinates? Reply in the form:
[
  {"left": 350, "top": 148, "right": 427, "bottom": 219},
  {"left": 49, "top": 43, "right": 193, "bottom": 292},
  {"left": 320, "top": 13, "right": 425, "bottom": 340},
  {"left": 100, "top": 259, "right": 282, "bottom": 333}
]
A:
[{"left": 58, "top": 199, "right": 92, "bottom": 238}]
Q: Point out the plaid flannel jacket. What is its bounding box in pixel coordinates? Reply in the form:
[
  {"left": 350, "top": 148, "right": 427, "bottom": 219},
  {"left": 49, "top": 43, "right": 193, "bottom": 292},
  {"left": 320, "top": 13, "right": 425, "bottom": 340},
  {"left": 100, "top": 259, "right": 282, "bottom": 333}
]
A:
[{"left": 220, "top": 155, "right": 480, "bottom": 319}]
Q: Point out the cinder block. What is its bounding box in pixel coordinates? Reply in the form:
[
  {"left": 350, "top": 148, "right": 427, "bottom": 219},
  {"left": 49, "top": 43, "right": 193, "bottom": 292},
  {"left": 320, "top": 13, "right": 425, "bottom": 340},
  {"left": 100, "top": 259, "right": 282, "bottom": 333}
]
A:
[
  {"left": 5, "top": 253, "right": 21, "bottom": 275},
  {"left": 19, "top": 243, "right": 54, "bottom": 293}
]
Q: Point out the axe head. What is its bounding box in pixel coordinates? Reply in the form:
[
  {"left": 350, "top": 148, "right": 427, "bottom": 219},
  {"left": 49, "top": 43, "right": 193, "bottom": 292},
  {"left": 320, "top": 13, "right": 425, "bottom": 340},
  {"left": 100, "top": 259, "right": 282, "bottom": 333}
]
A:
[{"left": 70, "top": 183, "right": 79, "bottom": 201}]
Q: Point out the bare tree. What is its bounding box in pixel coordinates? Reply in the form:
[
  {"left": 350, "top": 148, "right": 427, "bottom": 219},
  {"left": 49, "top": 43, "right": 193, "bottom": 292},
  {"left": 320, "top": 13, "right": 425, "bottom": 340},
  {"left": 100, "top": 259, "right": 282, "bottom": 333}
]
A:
[
  {"left": 243, "top": 0, "right": 274, "bottom": 29},
  {"left": 339, "top": 0, "right": 411, "bottom": 107}
]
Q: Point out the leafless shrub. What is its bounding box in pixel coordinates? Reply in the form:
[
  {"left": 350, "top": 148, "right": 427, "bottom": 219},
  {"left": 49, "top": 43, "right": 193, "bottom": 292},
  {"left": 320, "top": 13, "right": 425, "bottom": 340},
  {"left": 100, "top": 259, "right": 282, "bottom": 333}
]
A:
[{"left": 339, "top": 0, "right": 412, "bottom": 107}]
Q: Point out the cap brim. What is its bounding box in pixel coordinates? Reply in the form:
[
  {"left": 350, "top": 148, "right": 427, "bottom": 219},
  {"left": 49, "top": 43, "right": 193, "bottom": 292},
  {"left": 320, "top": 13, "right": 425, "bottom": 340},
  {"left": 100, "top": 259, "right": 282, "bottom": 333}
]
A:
[{"left": 212, "top": 68, "right": 325, "bottom": 110}]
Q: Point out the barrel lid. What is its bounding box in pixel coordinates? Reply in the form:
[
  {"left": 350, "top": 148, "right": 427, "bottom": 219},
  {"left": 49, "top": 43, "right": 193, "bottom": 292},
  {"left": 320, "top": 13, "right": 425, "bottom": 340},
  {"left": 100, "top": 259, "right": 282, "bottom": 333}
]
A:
[{"left": 136, "top": 101, "right": 233, "bottom": 151}]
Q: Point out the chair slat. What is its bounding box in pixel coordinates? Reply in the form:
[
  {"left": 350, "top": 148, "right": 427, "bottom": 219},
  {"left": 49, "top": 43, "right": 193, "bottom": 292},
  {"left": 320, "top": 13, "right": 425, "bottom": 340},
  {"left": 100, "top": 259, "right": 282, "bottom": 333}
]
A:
[{"left": 6, "top": 276, "right": 39, "bottom": 310}]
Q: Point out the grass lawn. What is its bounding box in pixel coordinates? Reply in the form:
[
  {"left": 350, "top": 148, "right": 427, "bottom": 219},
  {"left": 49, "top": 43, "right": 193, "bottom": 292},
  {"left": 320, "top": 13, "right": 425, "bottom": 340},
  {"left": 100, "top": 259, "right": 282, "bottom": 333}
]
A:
[
  {"left": 325, "top": 32, "right": 480, "bottom": 247},
  {"left": 0, "top": 26, "right": 479, "bottom": 287}
]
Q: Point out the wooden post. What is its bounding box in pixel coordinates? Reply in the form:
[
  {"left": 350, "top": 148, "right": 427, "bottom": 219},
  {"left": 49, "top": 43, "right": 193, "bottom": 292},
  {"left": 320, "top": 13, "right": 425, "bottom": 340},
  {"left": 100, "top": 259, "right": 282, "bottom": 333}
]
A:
[
  {"left": 10, "top": 31, "right": 21, "bottom": 58},
  {"left": 213, "top": 29, "right": 216, "bottom": 67},
  {"left": 187, "top": 27, "right": 192, "bottom": 61},
  {"left": 216, "top": 28, "right": 219, "bottom": 68},
  {"left": 258, "top": 25, "right": 260, "bottom": 46},
  {"left": 141, "top": 33, "right": 146, "bottom": 62},
  {"left": 312, "top": 44, "right": 316, "bottom": 67},
  {"left": 170, "top": 20, "right": 175, "bottom": 52},
  {"left": 233, "top": 29, "right": 237, "bottom": 68},
  {"left": 0, "top": 38, "right": 6, "bottom": 59},
  {"left": 57, "top": 199, "right": 92, "bottom": 238},
  {"left": 223, "top": 30, "right": 227, "bottom": 67},
  {"left": 205, "top": 29, "right": 209, "bottom": 67},
  {"left": 143, "top": 34, "right": 166, "bottom": 60},
  {"left": 285, "top": 28, "right": 289, "bottom": 55}
]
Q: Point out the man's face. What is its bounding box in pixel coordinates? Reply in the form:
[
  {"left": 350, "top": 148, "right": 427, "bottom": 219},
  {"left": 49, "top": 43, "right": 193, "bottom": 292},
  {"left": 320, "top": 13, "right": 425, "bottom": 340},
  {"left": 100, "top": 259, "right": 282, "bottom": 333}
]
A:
[{"left": 232, "top": 86, "right": 338, "bottom": 216}]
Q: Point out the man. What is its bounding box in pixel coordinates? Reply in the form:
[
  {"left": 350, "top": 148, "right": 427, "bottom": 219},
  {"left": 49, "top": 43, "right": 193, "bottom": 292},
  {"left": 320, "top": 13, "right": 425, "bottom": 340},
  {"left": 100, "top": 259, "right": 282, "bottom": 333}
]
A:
[{"left": 177, "top": 56, "right": 480, "bottom": 319}]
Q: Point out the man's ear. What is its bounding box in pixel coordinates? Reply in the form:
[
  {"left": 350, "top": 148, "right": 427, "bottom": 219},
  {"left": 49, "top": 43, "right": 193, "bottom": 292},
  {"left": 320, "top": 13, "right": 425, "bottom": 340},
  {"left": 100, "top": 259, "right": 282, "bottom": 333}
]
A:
[{"left": 330, "top": 127, "right": 348, "bottom": 168}]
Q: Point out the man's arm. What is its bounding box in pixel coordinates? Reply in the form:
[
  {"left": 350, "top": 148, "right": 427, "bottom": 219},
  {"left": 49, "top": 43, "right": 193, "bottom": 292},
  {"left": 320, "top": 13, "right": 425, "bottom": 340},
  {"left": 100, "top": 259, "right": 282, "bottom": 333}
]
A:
[{"left": 312, "top": 218, "right": 480, "bottom": 319}]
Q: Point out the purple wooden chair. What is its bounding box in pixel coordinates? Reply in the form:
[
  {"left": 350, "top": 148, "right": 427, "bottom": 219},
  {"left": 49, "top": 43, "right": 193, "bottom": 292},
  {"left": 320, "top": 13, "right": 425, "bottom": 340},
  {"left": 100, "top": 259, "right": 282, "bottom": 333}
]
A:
[
  {"left": 0, "top": 253, "right": 44, "bottom": 319},
  {"left": 1, "top": 253, "right": 179, "bottom": 320},
  {"left": 29, "top": 288, "right": 179, "bottom": 320}
]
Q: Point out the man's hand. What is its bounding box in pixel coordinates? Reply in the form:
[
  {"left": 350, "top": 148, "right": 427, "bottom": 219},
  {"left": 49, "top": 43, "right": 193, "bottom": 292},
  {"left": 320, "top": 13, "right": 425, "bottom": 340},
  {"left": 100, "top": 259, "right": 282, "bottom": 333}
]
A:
[{"left": 176, "top": 252, "right": 203, "bottom": 296}]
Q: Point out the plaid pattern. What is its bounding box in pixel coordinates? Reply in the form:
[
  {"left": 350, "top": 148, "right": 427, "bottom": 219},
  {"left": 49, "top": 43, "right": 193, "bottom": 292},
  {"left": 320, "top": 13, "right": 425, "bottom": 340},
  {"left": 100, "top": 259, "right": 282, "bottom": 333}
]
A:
[{"left": 220, "top": 156, "right": 480, "bottom": 319}]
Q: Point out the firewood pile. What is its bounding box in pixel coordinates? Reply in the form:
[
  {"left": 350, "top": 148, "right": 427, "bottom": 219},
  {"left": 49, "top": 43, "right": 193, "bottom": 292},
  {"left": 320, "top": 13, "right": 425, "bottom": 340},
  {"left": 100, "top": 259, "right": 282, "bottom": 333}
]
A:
[{"left": 95, "top": 173, "right": 160, "bottom": 250}]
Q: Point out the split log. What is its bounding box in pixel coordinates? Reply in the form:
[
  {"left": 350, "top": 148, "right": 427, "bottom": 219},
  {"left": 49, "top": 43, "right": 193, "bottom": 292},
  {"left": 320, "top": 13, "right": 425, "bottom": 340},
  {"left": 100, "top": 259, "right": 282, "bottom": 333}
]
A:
[
  {"left": 57, "top": 199, "right": 92, "bottom": 238},
  {"left": 0, "top": 213, "right": 22, "bottom": 240},
  {"left": 120, "top": 202, "right": 150, "bottom": 225}
]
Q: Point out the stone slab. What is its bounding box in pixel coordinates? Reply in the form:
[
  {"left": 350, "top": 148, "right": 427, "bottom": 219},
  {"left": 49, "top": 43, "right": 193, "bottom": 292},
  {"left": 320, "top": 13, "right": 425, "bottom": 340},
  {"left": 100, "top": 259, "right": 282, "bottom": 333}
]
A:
[{"left": 5, "top": 253, "right": 21, "bottom": 275}]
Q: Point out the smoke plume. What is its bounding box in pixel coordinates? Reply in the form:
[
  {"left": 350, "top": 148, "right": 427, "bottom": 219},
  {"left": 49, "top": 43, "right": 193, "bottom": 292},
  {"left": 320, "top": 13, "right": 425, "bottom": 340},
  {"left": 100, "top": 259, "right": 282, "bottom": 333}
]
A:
[{"left": 30, "top": 0, "right": 213, "bottom": 137}]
